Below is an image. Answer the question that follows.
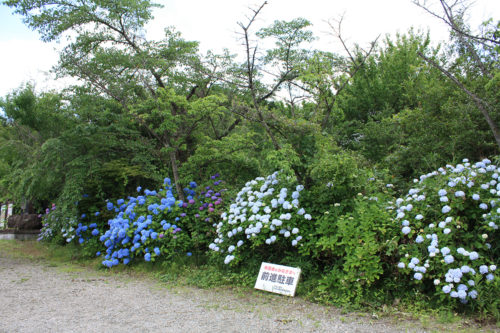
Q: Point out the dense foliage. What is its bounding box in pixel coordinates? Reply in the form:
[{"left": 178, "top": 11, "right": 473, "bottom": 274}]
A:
[{"left": 1, "top": 0, "right": 499, "bottom": 320}]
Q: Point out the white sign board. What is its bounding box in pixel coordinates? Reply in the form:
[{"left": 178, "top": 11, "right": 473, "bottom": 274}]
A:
[
  {"left": 7, "top": 203, "right": 13, "bottom": 218},
  {"left": 0, "top": 205, "right": 5, "bottom": 228},
  {"left": 254, "top": 262, "right": 301, "bottom": 297}
]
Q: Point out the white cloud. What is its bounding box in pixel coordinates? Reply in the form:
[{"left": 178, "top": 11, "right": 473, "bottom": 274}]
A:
[{"left": 0, "top": 39, "right": 60, "bottom": 96}]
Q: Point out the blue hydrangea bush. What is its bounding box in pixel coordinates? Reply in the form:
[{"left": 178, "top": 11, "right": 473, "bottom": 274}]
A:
[
  {"left": 209, "top": 171, "right": 312, "bottom": 265},
  {"left": 39, "top": 201, "right": 109, "bottom": 257},
  {"left": 99, "top": 175, "right": 226, "bottom": 267},
  {"left": 395, "top": 159, "right": 498, "bottom": 303}
]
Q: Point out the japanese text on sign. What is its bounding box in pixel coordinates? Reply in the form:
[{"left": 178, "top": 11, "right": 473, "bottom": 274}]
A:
[{"left": 254, "top": 262, "right": 301, "bottom": 297}]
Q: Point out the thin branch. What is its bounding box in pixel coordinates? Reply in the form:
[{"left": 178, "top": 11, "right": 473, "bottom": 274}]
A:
[{"left": 412, "top": 0, "right": 500, "bottom": 46}]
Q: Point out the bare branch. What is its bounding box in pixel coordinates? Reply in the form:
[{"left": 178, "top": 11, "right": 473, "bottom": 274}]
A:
[{"left": 412, "top": 0, "right": 500, "bottom": 46}]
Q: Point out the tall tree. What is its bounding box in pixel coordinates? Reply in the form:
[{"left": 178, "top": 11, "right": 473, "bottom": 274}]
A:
[{"left": 3, "top": 0, "right": 227, "bottom": 200}]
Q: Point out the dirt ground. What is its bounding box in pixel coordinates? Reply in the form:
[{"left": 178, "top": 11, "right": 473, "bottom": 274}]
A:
[{"left": 0, "top": 246, "right": 496, "bottom": 332}]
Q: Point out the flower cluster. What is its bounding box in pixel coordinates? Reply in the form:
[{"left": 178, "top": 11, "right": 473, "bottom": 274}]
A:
[
  {"left": 395, "top": 159, "right": 498, "bottom": 302},
  {"left": 209, "top": 171, "right": 312, "bottom": 265},
  {"left": 37, "top": 203, "right": 58, "bottom": 241}
]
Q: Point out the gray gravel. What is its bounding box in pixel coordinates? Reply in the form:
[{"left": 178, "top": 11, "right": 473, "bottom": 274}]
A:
[{"left": 0, "top": 254, "right": 478, "bottom": 332}]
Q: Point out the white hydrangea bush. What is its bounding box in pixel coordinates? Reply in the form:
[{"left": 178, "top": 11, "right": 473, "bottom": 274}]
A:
[
  {"left": 209, "top": 171, "right": 312, "bottom": 265},
  {"left": 395, "top": 158, "right": 498, "bottom": 303}
]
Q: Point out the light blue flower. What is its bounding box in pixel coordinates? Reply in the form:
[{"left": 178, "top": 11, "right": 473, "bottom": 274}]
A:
[
  {"left": 444, "top": 255, "right": 454, "bottom": 264},
  {"left": 468, "top": 290, "right": 478, "bottom": 299},
  {"left": 479, "top": 265, "right": 488, "bottom": 274},
  {"left": 442, "top": 285, "right": 451, "bottom": 293},
  {"left": 441, "top": 247, "right": 450, "bottom": 255},
  {"left": 469, "top": 251, "right": 479, "bottom": 260},
  {"left": 402, "top": 226, "right": 411, "bottom": 235},
  {"left": 397, "top": 262, "right": 405, "bottom": 269},
  {"left": 479, "top": 203, "right": 488, "bottom": 210},
  {"left": 472, "top": 194, "right": 480, "bottom": 200},
  {"left": 460, "top": 266, "right": 471, "bottom": 273},
  {"left": 414, "top": 272, "right": 423, "bottom": 280},
  {"left": 415, "top": 235, "right": 424, "bottom": 243},
  {"left": 486, "top": 274, "right": 494, "bottom": 281},
  {"left": 442, "top": 205, "right": 451, "bottom": 214},
  {"left": 145, "top": 253, "right": 151, "bottom": 261},
  {"left": 438, "top": 189, "right": 447, "bottom": 196}
]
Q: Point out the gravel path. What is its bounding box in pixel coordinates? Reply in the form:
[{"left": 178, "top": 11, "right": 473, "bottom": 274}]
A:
[{"left": 0, "top": 254, "right": 471, "bottom": 332}]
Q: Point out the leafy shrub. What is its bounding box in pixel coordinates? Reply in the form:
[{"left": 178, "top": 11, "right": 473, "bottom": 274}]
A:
[
  {"left": 311, "top": 190, "right": 400, "bottom": 305},
  {"left": 209, "top": 171, "right": 312, "bottom": 265},
  {"left": 38, "top": 203, "right": 76, "bottom": 245},
  {"left": 394, "top": 158, "right": 498, "bottom": 314},
  {"left": 38, "top": 203, "right": 107, "bottom": 259}
]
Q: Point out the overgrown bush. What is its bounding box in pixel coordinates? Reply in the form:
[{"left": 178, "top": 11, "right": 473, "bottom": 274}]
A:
[{"left": 308, "top": 180, "right": 400, "bottom": 305}]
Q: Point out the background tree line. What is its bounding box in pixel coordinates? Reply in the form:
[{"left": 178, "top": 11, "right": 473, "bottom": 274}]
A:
[{"left": 0, "top": 0, "right": 498, "bottom": 216}]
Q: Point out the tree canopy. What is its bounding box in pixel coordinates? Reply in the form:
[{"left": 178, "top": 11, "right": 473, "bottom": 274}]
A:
[{"left": 0, "top": 0, "right": 498, "bottom": 211}]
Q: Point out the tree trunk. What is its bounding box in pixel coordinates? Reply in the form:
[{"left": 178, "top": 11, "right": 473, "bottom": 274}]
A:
[{"left": 169, "top": 150, "right": 185, "bottom": 202}]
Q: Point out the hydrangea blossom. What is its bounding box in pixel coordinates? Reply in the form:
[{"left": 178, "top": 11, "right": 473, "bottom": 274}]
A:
[
  {"left": 210, "top": 172, "right": 311, "bottom": 265},
  {"left": 395, "top": 159, "right": 498, "bottom": 302}
]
